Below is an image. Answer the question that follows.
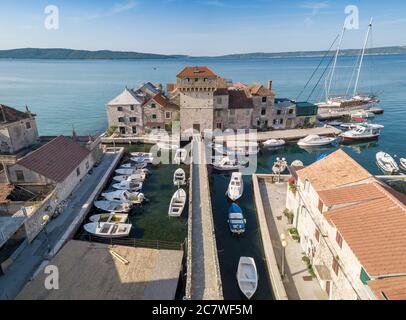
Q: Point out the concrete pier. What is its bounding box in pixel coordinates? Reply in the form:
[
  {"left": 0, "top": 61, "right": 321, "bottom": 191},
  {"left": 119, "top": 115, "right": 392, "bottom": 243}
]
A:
[{"left": 186, "top": 136, "right": 223, "bottom": 300}]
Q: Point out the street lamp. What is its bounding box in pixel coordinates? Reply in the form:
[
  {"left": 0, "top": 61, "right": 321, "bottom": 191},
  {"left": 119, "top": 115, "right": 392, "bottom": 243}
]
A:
[
  {"left": 42, "top": 214, "right": 51, "bottom": 253},
  {"left": 280, "top": 233, "right": 288, "bottom": 278}
]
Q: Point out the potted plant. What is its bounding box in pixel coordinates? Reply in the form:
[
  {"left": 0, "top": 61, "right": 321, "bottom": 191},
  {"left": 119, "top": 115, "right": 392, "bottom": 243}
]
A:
[
  {"left": 288, "top": 227, "right": 300, "bottom": 242},
  {"left": 283, "top": 208, "right": 294, "bottom": 225},
  {"left": 288, "top": 177, "right": 297, "bottom": 194}
]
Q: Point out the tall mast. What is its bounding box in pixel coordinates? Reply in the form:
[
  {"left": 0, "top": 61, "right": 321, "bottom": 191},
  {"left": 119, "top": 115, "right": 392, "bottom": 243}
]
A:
[
  {"left": 326, "top": 24, "right": 346, "bottom": 100},
  {"left": 353, "top": 17, "right": 373, "bottom": 97}
]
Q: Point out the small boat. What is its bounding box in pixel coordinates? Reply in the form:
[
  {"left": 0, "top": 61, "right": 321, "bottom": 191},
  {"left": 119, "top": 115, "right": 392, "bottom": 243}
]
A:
[
  {"left": 226, "top": 172, "right": 244, "bottom": 201},
  {"left": 297, "top": 134, "right": 337, "bottom": 147},
  {"left": 115, "top": 167, "right": 147, "bottom": 175},
  {"left": 272, "top": 157, "right": 288, "bottom": 174},
  {"left": 400, "top": 158, "right": 406, "bottom": 171},
  {"left": 168, "top": 188, "right": 187, "bottom": 217},
  {"left": 228, "top": 203, "right": 246, "bottom": 234},
  {"left": 130, "top": 152, "right": 153, "bottom": 158},
  {"left": 290, "top": 160, "right": 304, "bottom": 167},
  {"left": 101, "top": 190, "right": 145, "bottom": 204},
  {"left": 340, "top": 123, "right": 384, "bottom": 142},
  {"left": 120, "top": 163, "right": 151, "bottom": 170},
  {"left": 340, "top": 123, "right": 358, "bottom": 129},
  {"left": 89, "top": 213, "right": 128, "bottom": 223},
  {"left": 237, "top": 257, "right": 258, "bottom": 300},
  {"left": 112, "top": 180, "right": 143, "bottom": 192},
  {"left": 157, "top": 142, "right": 179, "bottom": 151},
  {"left": 213, "top": 156, "right": 246, "bottom": 172},
  {"left": 173, "top": 168, "right": 187, "bottom": 187},
  {"left": 327, "top": 120, "right": 343, "bottom": 126},
  {"left": 351, "top": 110, "right": 375, "bottom": 122},
  {"left": 208, "top": 142, "right": 228, "bottom": 155},
  {"left": 113, "top": 171, "right": 148, "bottom": 183},
  {"left": 94, "top": 200, "right": 132, "bottom": 212},
  {"left": 174, "top": 148, "right": 188, "bottom": 165},
  {"left": 84, "top": 222, "right": 132, "bottom": 238},
  {"left": 131, "top": 156, "right": 154, "bottom": 164},
  {"left": 263, "top": 139, "right": 286, "bottom": 148},
  {"left": 376, "top": 152, "right": 400, "bottom": 174}
]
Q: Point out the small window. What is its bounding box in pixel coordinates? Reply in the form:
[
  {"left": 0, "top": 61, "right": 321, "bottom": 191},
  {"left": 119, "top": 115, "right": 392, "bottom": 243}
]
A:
[
  {"left": 132, "top": 126, "right": 137, "bottom": 134},
  {"left": 262, "top": 97, "right": 267, "bottom": 103},
  {"left": 195, "top": 78, "right": 198, "bottom": 82},
  {"left": 318, "top": 199, "right": 324, "bottom": 212},
  {"left": 186, "top": 78, "right": 190, "bottom": 82},
  {"left": 129, "top": 117, "right": 137, "bottom": 123},
  {"left": 261, "top": 109, "right": 266, "bottom": 116},
  {"left": 130, "top": 105, "right": 135, "bottom": 111},
  {"left": 15, "top": 170, "right": 25, "bottom": 182},
  {"left": 165, "top": 112, "right": 171, "bottom": 119},
  {"left": 277, "top": 110, "right": 282, "bottom": 115},
  {"left": 76, "top": 167, "right": 81, "bottom": 176},
  {"left": 336, "top": 231, "right": 343, "bottom": 248},
  {"left": 332, "top": 258, "right": 339, "bottom": 276},
  {"left": 315, "top": 229, "right": 320, "bottom": 242},
  {"left": 216, "top": 122, "right": 222, "bottom": 129},
  {"left": 118, "top": 117, "right": 125, "bottom": 123},
  {"left": 279, "top": 119, "right": 283, "bottom": 124},
  {"left": 152, "top": 114, "right": 157, "bottom": 120},
  {"left": 273, "top": 119, "right": 277, "bottom": 125},
  {"left": 26, "top": 122, "right": 31, "bottom": 129},
  {"left": 151, "top": 103, "right": 156, "bottom": 108},
  {"left": 204, "top": 78, "right": 208, "bottom": 82},
  {"left": 304, "top": 179, "right": 310, "bottom": 192},
  {"left": 257, "top": 120, "right": 260, "bottom": 126},
  {"left": 289, "top": 109, "right": 294, "bottom": 114},
  {"left": 117, "top": 107, "right": 123, "bottom": 112}
]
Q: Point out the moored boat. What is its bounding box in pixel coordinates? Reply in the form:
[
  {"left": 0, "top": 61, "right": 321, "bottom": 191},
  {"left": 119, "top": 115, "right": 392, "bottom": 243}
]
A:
[
  {"left": 272, "top": 157, "right": 288, "bottom": 174},
  {"left": 298, "top": 134, "right": 337, "bottom": 147},
  {"left": 400, "top": 158, "right": 406, "bottom": 171},
  {"left": 212, "top": 156, "right": 246, "bottom": 172},
  {"left": 101, "top": 190, "right": 145, "bottom": 204},
  {"left": 228, "top": 203, "right": 246, "bottom": 235},
  {"left": 263, "top": 139, "right": 286, "bottom": 148},
  {"left": 93, "top": 200, "right": 132, "bottom": 213},
  {"left": 237, "top": 257, "right": 258, "bottom": 300},
  {"left": 113, "top": 171, "right": 148, "bottom": 183},
  {"left": 89, "top": 213, "right": 128, "bottom": 224},
  {"left": 340, "top": 123, "right": 383, "bottom": 142},
  {"left": 174, "top": 148, "right": 188, "bottom": 165},
  {"left": 115, "top": 166, "right": 147, "bottom": 175},
  {"left": 112, "top": 180, "right": 143, "bottom": 192},
  {"left": 84, "top": 222, "right": 132, "bottom": 238},
  {"left": 130, "top": 156, "right": 154, "bottom": 164},
  {"left": 350, "top": 110, "right": 375, "bottom": 122},
  {"left": 157, "top": 142, "right": 179, "bottom": 151},
  {"left": 173, "top": 168, "right": 187, "bottom": 187},
  {"left": 130, "top": 152, "right": 153, "bottom": 158},
  {"left": 376, "top": 152, "right": 399, "bottom": 174},
  {"left": 168, "top": 188, "right": 187, "bottom": 217},
  {"left": 226, "top": 172, "right": 244, "bottom": 201}
]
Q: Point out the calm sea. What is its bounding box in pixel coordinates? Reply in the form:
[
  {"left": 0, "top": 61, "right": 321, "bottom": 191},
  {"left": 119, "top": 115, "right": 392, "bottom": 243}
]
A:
[{"left": 1, "top": 55, "right": 405, "bottom": 299}]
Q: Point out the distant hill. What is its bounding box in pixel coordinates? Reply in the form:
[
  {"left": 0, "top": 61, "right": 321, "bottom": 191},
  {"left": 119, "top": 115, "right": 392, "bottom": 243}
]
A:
[
  {"left": 0, "top": 46, "right": 405, "bottom": 60},
  {"left": 0, "top": 48, "right": 186, "bottom": 60}
]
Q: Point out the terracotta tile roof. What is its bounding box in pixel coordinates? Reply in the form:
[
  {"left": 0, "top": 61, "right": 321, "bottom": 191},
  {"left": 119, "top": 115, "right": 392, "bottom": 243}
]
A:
[
  {"left": 0, "top": 183, "right": 14, "bottom": 203},
  {"left": 0, "top": 104, "right": 34, "bottom": 124},
  {"left": 368, "top": 276, "right": 406, "bottom": 300},
  {"left": 325, "top": 182, "right": 406, "bottom": 277},
  {"left": 232, "top": 82, "right": 248, "bottom": 89},
  {"left": 297, "top": 149, "right": 373, "bottom": 191},
  {"left": 247, "top": 84, "right": 273, "bottom": 96},
  {"left": 16, "top": 136, "right": 91, "bottom": 183},
  {"left": 318, "top": 182, "right": 385, "bottom": 207},
  {"left": 166, "top": 83, "right": 176, "bottom": 92},
  {"left": 151, "top": 93, "right": 169, "bottom": 108},
  {"left": 228, "top": 90, "right": 253, "bottom": 109},
  {"left": 176, "top": 66, "right": 217, "bottom": 78}
]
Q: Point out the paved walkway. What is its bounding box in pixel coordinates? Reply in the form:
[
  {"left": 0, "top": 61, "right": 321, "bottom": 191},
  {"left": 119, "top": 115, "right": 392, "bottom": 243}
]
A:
[
  {"left": 0, "top": 151, "right": 121, "bottom": 300},
  {"left": 259, "top": 178, "right": 327, "bottom": 300},
  {"left": 190, "top": 136, "right": 223, "bottom": 300}
]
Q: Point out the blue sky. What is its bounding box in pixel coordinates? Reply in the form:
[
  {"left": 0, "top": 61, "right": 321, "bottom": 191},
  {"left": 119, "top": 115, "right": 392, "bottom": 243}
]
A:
[{"left": 0, "top": 0, "right": 405, "bottom": 55}]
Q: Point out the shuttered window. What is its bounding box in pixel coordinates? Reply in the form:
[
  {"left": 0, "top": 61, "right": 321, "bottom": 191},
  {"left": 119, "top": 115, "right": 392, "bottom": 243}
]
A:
[
  {"left": 332, "top": 258, "right": 339, "bottom": 276},
  {"left": 315, "top": 229, "right": 320, "bottom": 242},
  {"left": 336, "top": 231, "right": 343, "bottom": 248},
  {"left": 318, "top": 199, "right": 324, "bottom": 212}
]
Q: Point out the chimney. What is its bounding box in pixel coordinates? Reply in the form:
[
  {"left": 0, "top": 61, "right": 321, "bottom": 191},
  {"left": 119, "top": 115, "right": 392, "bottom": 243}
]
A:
[{"left": 267, "top": 80, "right": 273, "bottom": 91}]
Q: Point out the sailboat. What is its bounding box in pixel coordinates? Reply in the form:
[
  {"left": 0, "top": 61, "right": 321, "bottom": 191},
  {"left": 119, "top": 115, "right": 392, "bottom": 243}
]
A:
[{"left": 317, "top": 18, "right": 379, "bottom": 112}]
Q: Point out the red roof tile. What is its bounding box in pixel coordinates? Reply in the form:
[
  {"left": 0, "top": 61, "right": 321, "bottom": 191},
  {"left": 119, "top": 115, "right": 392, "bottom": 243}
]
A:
[
  {"left": 0, "top": 104, "right": 34, "bottom": 124},
  {"left": 369, "top": 276, "right": 406, "bottom": 300},
  {"left": 176, "top": 66, "right": 217, "bottom": 78},
  {"left": 16, "top": 136, "right": 91, "bottom": 183}
]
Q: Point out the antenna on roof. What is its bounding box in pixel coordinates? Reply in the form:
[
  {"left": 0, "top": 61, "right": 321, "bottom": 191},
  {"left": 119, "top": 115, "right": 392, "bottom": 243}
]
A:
[{"left": 72, "top": 125, "right": 77, "bottom": 142}]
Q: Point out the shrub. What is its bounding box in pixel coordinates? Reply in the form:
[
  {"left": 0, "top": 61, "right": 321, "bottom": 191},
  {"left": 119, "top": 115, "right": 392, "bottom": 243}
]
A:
[{"left": 107, "top": 126, "right": 118, "bottom": 137}]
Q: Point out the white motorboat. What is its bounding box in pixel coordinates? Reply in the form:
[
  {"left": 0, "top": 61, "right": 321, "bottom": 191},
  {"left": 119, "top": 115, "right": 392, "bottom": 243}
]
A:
[
  {"left": 340, "top": 123, "right": 358, "bottom": 129},
  {"left": 213, "top": 156, "right": 246, "bottom": 171},
  {"left": 112, "top": 180, "right": 143, "bottom": 192},
  {"left": 340, "top": 123, "right": 383, "bottom": 142},
  {"left": 115, "top": 167, "right": 148, "bottom": 175},
  {"left": 113, "top": 171, "right": 148, "bottom": 183},
  {"left": 120, "top": 163, "right": 150, "bottom": 170},
  {"left": 84, "top": 222, "right": 132, "bottom": 238},
  {"left": 227, "top": 172, "right": 244, "bottom": 201},
  {"left": 290, "top": 160, "right": 304, "bottom": 167},
  {"left": 297, "top": 134, "right": 337, "bottom": 147},
  {"left": 376, "top": 152, "right": 400, "bottom": 174},
  {"left": 157, "top": 142, "right": 179, "bottom": 151},
  {"left": 174, "top": 148, "right": 188, "bottom": 165},
  {"left": 263, "top": 139, "right": 286, "bottom": 148},
  {"left": 131, "top": 156, "right": 154, "bottom": 164},
  {"left": 89, "top": 213, "right": 128, "bottom": 224},
  {"left": 93, "top": 200, "right": 132, "bottom": 213},
  {"left": 272, "top": 157, "right": 288, "bottom": 174},
  {"left": 130, "top": 152, "right": 153, "bottom": 158},
  {"left": 101, "top": 190, "right": 145, "bottom": 204},
  {"left": 400, "top": 158, "right": 406, "bottom": 171},
  {"left": 351, "top": 110, "right": 375, "bottom": 122},
  {"left": 168, "top": 188, "right": 187, "bottom": 217},
  {"left": 237, "top": 257, "right": 258, "bottom": 300},
  {"left": 173, "top": 168, "right": 187, "bottom": 187}
]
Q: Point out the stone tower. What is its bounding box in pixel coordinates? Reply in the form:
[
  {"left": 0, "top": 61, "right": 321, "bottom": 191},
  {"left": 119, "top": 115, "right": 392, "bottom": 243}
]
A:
[{"left": 176, "top": 66, "right": 219, "bottom": 134}]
